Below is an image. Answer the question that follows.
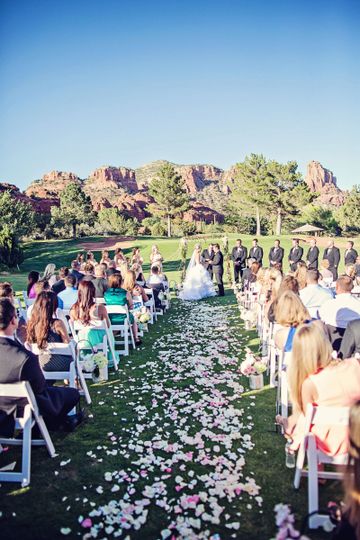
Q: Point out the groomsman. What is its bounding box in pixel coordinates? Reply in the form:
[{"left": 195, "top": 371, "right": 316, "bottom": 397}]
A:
[
  {"left": 306, "top": 238, "right": 319, "bottom": 269},
  {"left": 269, "top": 239, "right": 284, "bottom": 268},
  {"left": 202, "top": 243, "right": 214, "bottom": 279},
  {"left": 231, "top": 239, "right": 247, "bottom": 283},
  {"left": 249, "top": 239, "right": 263, "bottom": 266},
  {"left": 323, "top": 239, "right": 340, "bottom": 281},
  {"left": 212, "top": 244, "right": 224, "bottom": 296},
  {"left": 288, "top": 238, "right": 303, "bottom": 272},
  {"left": 344, "top": 241, "right": 358, "bottom": 266}
]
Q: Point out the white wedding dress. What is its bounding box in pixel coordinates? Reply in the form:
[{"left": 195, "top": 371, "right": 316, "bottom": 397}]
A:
[{"left": 179, "top": 250, "right": 216, "bottom": 301}]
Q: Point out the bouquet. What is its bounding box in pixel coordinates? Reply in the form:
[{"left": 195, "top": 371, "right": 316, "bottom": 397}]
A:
[
  {"left": 239, "top": 306, "right": 257, "bottom": 329},
  {"left": 134, "top": 307, "right": 151, "bottom": 330},
  {"left": 239, "top": 348, "right": 267, "bottom": 377},
  {"left": 79, "top": 351, "right": 108, "bottom": 381}
]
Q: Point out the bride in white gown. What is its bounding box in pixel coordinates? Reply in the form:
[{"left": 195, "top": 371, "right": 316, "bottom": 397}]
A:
[{"left": 179, "top": 244, "right": 217, "bottom": 301}]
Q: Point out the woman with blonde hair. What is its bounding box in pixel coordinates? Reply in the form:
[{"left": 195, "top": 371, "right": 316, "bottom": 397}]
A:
[
  {"left": 131, "top": 263, "right": 146, "bottom": 284},
  {"left": 123, "top": 270, "right": 148, "bottom": 303},
  {"left": 150, "top": 244, "right": 163, "bottom": 270},
  {"left": 277, "top": 324, "right": 360, "bottom": 456},
  {"left": 42, "top": 264, "right": 57, "bottom": 287},
  {"left": 274, "top": 290, "right": 310, "bottom": 351},
  {"left": 333, "top": 400, "right": 360, "bottom": 540}
]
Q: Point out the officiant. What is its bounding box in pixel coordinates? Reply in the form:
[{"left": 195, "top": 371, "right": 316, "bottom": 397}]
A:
[
  {"left": 231, "top": 239, "right": 247, "bottom": 283},
  {"left": 202, "top": 243, "right": 214, "bottom": 279}
]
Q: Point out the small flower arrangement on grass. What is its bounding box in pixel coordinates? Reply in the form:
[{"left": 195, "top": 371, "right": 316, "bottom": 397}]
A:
[
  {"left": 239, "top": 348, "right": 267, "bottom": 389},
  {"left": 134, "top": 307, "right": 151, "bottom": 330},
  {"left": 239, "top": 306, "right": 258, "bottom": 329},
  {"left": 271, "top": 503, "right": 310, "bottom": 539},
  {"left": 79, "top": 351, "right": 108, "bottom": 381}
]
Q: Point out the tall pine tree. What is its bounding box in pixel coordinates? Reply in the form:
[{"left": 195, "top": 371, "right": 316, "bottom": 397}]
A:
[
  {"left": 51, "top": 183, "right": 93, "bottom": 238},
  {"left": 228, "top": 154, "right": 270, "bottom": 236},
  {"left": 148, "top": 163, "right": 189, "bottom": 237}
]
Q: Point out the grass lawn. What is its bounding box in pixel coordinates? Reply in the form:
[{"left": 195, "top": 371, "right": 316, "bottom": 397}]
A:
[
  {"left": 0, "top": 233, "right": 351, "bottom": 293},
  {"left": 0, "top": 290, "right": 341, "bottom": 540}
]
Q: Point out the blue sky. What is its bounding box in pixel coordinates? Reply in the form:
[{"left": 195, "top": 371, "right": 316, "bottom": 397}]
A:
[{"left": 0, "top": 0, "right": 359, "bottom": 190}]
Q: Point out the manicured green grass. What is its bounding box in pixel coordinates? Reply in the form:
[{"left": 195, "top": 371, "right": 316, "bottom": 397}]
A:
[
  {"left": 0, "top": 292, "right": 339, "bottom": 539},
  {"left": 1, "top": 233, "right": 350, "bottom": 292}
]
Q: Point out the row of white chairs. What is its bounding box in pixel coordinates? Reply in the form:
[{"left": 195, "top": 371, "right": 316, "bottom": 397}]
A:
[
  {"left": 237, "top": 285, "right": 350, "bottom": 530},
  {"left": 0, "top": 281, "right": 172, "bottom": 485}
]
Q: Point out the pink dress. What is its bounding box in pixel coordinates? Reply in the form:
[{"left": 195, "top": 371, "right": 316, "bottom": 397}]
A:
[{"left": 292, "top": 358, "right": 360, "bottom": 455}]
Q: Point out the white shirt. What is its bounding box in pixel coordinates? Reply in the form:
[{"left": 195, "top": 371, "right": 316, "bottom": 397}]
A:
[
  {"left": 147, "top": 275, "right": 163, "bottom": 285},
  {"left": 299, "top": 284, "right": 333, "bottom": 318},
  {"left": 57, "top": 287, "right": 78, "bottom": 310},
  {"left": 318, "top": 293, "right": 360, "bottom": 328}
]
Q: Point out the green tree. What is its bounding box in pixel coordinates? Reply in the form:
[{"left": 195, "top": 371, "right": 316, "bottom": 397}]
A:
[
  {"left": 266, "top": 160, "right": 313, "bottom": 235},
  {"left": 335, "top": 185, "right": 360, "bottom": 233},
  {"left": 148, "top": 163, "right": 190, "bottom": 237},
  {"left": 0, "top": 191, "right": 35, "bottom": 267},
  {"left": 228, "top": 154, "right": 270, "bottom": 236},
  {"left": 51, "top": 183, "right": 93, "bottom": 238},
  {"left": 297, "top": 204, "right": 340, "bottom": 235}
]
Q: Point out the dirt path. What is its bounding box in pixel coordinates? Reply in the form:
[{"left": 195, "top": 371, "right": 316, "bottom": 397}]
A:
[{"left": 79, "top": 236, "right": 136, "bottom": 251}]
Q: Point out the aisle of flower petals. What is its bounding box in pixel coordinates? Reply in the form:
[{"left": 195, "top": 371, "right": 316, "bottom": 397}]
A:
[{"left": 75, "top": 301, "right": 262, "bottom": 539}]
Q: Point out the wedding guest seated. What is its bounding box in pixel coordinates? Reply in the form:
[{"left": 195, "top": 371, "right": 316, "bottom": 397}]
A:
[
  {"left": 299, "top": 269, "right": 333, "bottom": 318},
  {"left": 42, "top": 264, "right": 57, "bottom": 287},
  {"left": 339, "top": 319, "right": 360, "bottom": 359},
  {"left": 0, "top": 282, "right": 27, "bottom": 342},
  {"left": 294, "top": 262, "right": 307, "bottom": 290},
  {"left": 69, "top": 260, "right": 84, "bottom": 283},
  {"left": 100, "top": 249, "right": 112, "bottom": 267},
  {"left": 319, "top": 276, "right": 360, "bottom": 351},
  {"left": 132, "top": 263, "right": 146, "bottom": 284},
  {"left": 319, "top": 259, "right": 334, "bottom": 286},
  {"left": 352, "top": 275, "right": 360, "bottom": 295},
  {"left": 0, "top": 298, "right": 81, "bottom": 435},
  {"left": 114, "top": 247, "right": 125, "bottom": 268},
  {"left": 355, "top": 256, "right": 360, "bottom": 277},
  {"left": 274, "top": 291, "right": 310, "bottom": 352},
  {"left": 243, "top": 261, "right": 261, "bottom": 290},
  {"left": 52, "top": 266, "right": 69, "bottom": 295},
  {"left": 123, "top": 270, "right": 149, "bottom": 304},
  {"left": 26, "top": 291, "right": 71, "bottom": 373},
  {"left": 82, "top": 262, "right": 96, "bottom": 283},
  {"left": 106, "top": 261, "right": 120, "bottom": 277},
  {"left": 332, "top": 400, "right": 360, "bottom": 540},
  {"left": 70, "top": 280, "right": 112, "bottom": 353},
  {"left": 93, "top": 265, "right": 108, "bottom": 298},
  {"left": 57, "top": 275, "right": 78, "bottom": 309},
  {"left": 147, "top": 265, "right": 164, "bottom": 285},
  {"left": 0, "top": 282, "right": 14, "bottom": 301},
  {"left": 27, "top": 280, "right": 50, "bottom": 320},
  {"left": 254, "top": 267, "right": 270, "bottom": 298},
  {"left": 150, "top": 245, "right": 163, "bottom": 270},
  {"left": 241, "top": 258, "right": 255, "bottom": 285},
  {"left": 277, "top": 324, "right": 360, "bottom": 457},
  {"left": 27, "top": 271, "right": 40, "bottom": 299},
  {"left": 345, "top": 264, "right": 356, "bottom": 280},
  {"left": 266, "top": 275, "right": 300, "bottom": 324},
  {"left": 104, "top": 274, "right": 141, "bottom": 345}
]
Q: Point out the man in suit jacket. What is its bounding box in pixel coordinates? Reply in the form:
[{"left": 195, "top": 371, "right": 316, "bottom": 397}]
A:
[
  {"left": 212, "top": 244, "right": 224, "bottom": 296},
  {"left": 269, "top": 239, "right": 284, "bottom": 268},
  {"left": 231, "top": 239, "right": 247, "bottom": 283},
  {"left": 288, "top": 238, "right": 304, "bottom": 272},
  {"left": 0, "top": 299, "right": 80, "bottom": 436},
  {"left": 202, "top": 244, "right": 214, "bottom": 280},
  {"left": 344, "top": 240, "right": 358, "bottom": 266},
  {"left": 323, "top": 239, "right": 340, "bottom": 281},
  {"left": 339, "top": 319, "right": 360, "bottom": 359},
  {"left": 249, "top": 239, "right": 263, "bottom": 266},
  {"left": 306, "top": 238, "right": 319, "bottom": 270}
]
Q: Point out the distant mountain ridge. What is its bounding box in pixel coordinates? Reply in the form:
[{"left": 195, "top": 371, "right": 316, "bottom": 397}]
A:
[{"left": 0, "top": 159, "right": 345, "bottom": 225}]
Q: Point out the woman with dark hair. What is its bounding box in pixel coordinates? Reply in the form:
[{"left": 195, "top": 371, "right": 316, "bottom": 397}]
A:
[
  {"left": 104, "top": 273, "right": 141, "bottom": 345},
  {"left": 27, "top": 271, "right": 40, "bottom": 299},
  {"left": 266, "top": 275, "right": 300, "bottom": 324},
  {"left": 70, "top": 280, "right": 111, "bottom": 353},
  {"left": 26, "top": 291, "right": 70, "bottom": 372}
]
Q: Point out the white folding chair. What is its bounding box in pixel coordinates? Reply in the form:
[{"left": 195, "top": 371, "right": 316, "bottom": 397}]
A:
[
  {"left": 0, "top": 381, "right": 56, "bottom": 486},
  {"left": 275, "top": 351, "right": 291, "bottom": 418},
  {"left": 69, "top": 319, "right": 118, "bottom": 370},
  {"left": 294, "top": 404, "right": 349, "bottom": 529},
  {"left": 22, "top": 291, "right": 35, "bottom": 309},
  {"left": 25, "top": 341, "right": 91, "bottom": 411},
  {"left": 144, "top": 288, "right": 158, "bottom": 322},
  {"left": 105, "top": 305, "right": 136, "bottom": 352}
]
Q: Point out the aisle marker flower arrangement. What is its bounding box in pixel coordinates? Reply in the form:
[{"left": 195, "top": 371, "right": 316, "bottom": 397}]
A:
[
  {"left": 79, "top": 351, "right": 108, "bottom": 381},
  {"left": 239, "top": 348, "right": 267, "bottom": 389}
]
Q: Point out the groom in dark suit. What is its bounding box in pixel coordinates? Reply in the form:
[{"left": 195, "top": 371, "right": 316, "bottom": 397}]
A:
[
  {"left": 269, "top": 239, "right": 284, "bottom": 269},
  {"left": 212, "top": 244, "right": 224, "bottom": 296},
  {"left": 0, "top": 298, "right": 81, "bottom": 436},
  {"left": 231, "top": 239, "right": 247, "bottom": 283},
  {"left": 202, "top": 244, "right": 214, "bottom": 280}
]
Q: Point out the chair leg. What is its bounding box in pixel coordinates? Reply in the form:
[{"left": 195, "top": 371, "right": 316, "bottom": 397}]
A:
[
  {"left": 307, "top": 435, "right": 319, "bottom": 528},
  {"left": 76, "top": 360, "right": 91, "bottom": 405},
  {"left": 69, "top": 363, "right": 77, "bottom": 415},
  {"left": 21, "top": 406, "right": 32, "bottom": 487},
  {"left": 34, "top": 414, "right": 56, "bottom": 458}
]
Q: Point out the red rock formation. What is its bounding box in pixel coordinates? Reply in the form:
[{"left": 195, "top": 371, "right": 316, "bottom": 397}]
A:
[
  {"left": 175, "top": 164, "right": 223, "bottom": 193},
  {"left": 183, "top": 203, "right": 224, "bottom": 224},
  {"left": 0, "top": 182, "right": 58, "bottom": 212},
  {"left": 305, "top": 161, "right": 345, "bottom": 206},
  {"left": 86, "top": 166, "right": 137, "bottom": 193},
  {"left": 25, "top": 170, "right": 81, "bottom": 199}
]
